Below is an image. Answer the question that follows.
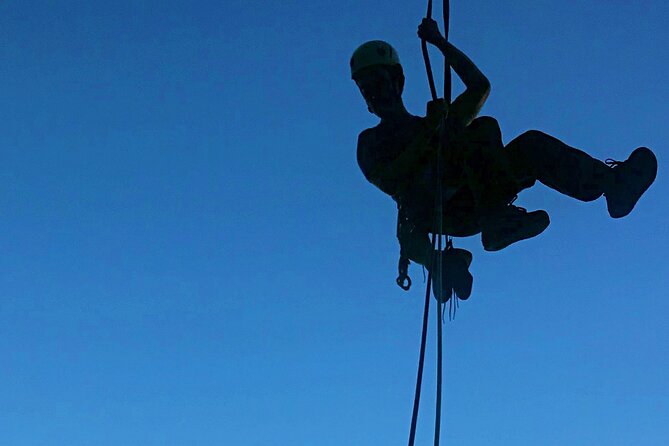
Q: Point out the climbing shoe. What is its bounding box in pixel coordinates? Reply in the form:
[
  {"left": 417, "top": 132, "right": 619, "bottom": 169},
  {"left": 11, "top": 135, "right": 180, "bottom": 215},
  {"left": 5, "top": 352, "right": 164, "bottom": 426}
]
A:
[
  {"left": 481, "top": 205, "right": 550, "bottom": 252},
  {"left": 604, "top": 147, "right": 657, "bottom": 219},
  {"left": 431, "top": 248, "right": 473, "bottom": 302}
]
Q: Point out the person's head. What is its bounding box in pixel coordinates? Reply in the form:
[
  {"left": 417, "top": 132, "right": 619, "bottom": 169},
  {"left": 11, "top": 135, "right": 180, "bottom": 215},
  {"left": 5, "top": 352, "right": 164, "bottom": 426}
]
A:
[{"left": 350, "top": 41, "right": 405, "bottom": 118}]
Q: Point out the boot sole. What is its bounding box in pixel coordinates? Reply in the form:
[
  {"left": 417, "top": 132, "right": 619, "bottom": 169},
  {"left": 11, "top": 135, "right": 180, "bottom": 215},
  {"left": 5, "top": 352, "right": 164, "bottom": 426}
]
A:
[{"left": 483, "top": 212, "right": 550, "bottom": 252}]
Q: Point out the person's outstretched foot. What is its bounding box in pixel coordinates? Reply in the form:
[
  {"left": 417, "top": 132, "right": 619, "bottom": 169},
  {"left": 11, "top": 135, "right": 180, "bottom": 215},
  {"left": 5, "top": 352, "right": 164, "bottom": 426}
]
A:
[
  {"left": 604, "top": 147, "right": 657, "bottom": 218},
  {"left": 481, "top": 205, "right": 550, "bottom": 252},
  {"left": 431, "top": 248, "right": 473, "bottom": 302}
]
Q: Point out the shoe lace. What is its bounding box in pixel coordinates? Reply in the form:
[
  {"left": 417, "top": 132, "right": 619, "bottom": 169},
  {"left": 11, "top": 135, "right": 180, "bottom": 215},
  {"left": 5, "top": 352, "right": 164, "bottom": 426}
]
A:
[
  {"left": 509, "top": 194, "right": 527, "bottom": 212},
  {"left": 447, "top": 294, "right": 459, "bottom": 321},
  {"left": 605, "top": 158, "right": 621, "bottom": 167}
]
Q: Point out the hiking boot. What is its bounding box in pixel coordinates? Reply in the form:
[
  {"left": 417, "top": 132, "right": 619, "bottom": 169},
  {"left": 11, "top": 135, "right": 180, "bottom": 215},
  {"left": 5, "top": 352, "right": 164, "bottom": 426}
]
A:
[
  {"left": 604, "top": 147, "right": 657, "bottom": 219},
  {"left": 481, "top": 205, "right": 550, "bottom": 252},
  {"left": 431, "top": 248, "right": 473, "bottom": 302}
]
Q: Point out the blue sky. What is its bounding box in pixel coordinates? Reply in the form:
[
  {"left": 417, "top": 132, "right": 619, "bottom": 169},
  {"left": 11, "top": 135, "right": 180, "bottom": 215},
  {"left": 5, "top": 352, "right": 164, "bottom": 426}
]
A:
[{"left": 1, "top": 1, "right": 667, "bottom": 445}]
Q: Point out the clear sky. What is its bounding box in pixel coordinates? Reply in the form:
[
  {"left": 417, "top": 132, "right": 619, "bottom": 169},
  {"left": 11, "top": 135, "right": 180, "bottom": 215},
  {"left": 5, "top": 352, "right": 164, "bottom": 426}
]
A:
[{"left": 1, "top": 1, "right": 667, "bottom": 445}]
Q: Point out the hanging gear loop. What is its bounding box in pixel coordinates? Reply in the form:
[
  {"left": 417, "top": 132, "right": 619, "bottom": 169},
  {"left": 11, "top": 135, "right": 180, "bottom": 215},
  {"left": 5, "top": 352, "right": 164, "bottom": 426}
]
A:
[
  {"left": 396, "top": 207, "right": 413, "bottom": 291},
  {"left": 397, "top": 255, "right": 412, "bottom": 290}
]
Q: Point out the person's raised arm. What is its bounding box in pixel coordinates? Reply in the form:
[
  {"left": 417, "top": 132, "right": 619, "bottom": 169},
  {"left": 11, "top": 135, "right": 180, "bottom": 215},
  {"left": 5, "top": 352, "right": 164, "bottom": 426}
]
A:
[{"left": 418, "top": 18, "right": 490, "bottom": 133}]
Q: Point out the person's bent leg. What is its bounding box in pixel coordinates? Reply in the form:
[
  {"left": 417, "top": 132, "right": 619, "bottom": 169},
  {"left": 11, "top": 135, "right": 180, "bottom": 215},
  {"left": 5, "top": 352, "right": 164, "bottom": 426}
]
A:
[
  {"left": 506, "top": 130, "right": 657, "bottom": 218},
  {"left": 505, "top": 130, "right": 611, "bottom": 202},
  {"left": 457, "top": 117, "right": 520, "bottom": 209},
  {"left": 456, "top": 119, "right": 550, "bottom": 251}
]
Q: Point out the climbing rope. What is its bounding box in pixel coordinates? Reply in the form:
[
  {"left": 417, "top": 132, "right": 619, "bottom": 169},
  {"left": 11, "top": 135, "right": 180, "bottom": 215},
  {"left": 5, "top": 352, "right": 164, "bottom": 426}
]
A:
[
  {"left": 407, "top": 1, "right": 451, "bottom": 446},
  {"left": 407, "top": 254, "right": 433, "bottom": 446},
  {"left": 434, "top": 3, "right": 450, "bottom": 443}
]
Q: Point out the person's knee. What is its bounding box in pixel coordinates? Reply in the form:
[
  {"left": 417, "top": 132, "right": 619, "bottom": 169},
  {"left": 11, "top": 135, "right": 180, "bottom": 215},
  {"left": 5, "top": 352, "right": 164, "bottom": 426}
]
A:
[
  {"left": 467, "top": 116, "right": 502, "bottom": 143},
  {"left": 461, "top": 117, "right": 503, "bottom": 167},
  {"left": 505, "top": 130, "right": 546, "bottom": 189},
  {"left": 511, "top": 130, "right": 545, "bottom": 150},
  {"left": 507, "top": 130, "right": 553, "bottom": 165}
]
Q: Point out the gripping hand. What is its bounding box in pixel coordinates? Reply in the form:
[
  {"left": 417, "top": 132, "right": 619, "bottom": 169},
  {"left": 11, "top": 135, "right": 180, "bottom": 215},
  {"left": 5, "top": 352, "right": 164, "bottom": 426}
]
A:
[{"left": 417, "top": 18, "right": 444, "bottom": 46}]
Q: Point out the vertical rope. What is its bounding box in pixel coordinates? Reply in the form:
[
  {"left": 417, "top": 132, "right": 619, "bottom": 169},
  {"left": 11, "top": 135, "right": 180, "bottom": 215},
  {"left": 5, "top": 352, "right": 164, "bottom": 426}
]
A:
[
  {"left": 409, "top": 3, "right": 438, "bottom": 443},
  {"left": 409, "top": 1, "right": 451, "bottom": 445},
  {"left": 443, "top": 0, "right": 451, "bottom": 99},
  {"left": 421, "top": 0, "right": 438, "bottom": 101},
  {"left": 407, "top": 234, "right": 434, "bottom": 446},
  {"left": 434, "top": 1, "right": 450, "bottom": 444},
  {"left": 434, "top": 296, "right": 443, "bottom": 446}
]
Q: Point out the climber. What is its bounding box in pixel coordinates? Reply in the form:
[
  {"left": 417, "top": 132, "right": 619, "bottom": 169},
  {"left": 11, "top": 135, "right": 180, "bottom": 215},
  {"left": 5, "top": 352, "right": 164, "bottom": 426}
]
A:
[{"left": 351, "top": 18, "right": 657, "bottom": 299}]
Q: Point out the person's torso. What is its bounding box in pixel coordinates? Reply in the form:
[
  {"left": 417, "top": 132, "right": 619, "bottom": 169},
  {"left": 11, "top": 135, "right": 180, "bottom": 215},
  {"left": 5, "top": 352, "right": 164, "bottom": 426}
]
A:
[
  {"left": 360, "top": 115, "right": 483, "bottom": 235},
  {"left": 362, "top": 115, "right": 433, "bottom": 196}
]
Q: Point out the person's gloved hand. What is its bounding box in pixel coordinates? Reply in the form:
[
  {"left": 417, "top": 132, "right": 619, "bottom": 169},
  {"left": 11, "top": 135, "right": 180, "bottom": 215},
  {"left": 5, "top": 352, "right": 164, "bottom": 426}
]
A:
[{"left": 418, "top": 17, "right": 445, "bottom": 46}]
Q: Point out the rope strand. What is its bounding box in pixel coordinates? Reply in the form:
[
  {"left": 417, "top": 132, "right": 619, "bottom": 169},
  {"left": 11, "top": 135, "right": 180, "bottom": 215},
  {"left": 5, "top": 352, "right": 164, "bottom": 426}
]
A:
[
  {"left": 408, "top": 1, "right": 450, "bottom": 445},
  {"left": 407, "top": 238, "right": 435, "bottom": 446}
]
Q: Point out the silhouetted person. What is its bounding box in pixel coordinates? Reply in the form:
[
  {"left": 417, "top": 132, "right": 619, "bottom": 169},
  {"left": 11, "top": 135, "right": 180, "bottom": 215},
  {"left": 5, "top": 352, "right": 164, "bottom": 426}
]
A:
[{"left": 351, "top": 18, "right": 657, "bottom": 300}]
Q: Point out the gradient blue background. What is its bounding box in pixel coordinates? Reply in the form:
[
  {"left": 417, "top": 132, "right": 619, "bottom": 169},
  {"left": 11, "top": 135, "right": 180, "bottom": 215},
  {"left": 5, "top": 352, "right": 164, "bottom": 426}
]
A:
[{"left": 1, "top": 1, "right": 667, "bottom": 445}]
